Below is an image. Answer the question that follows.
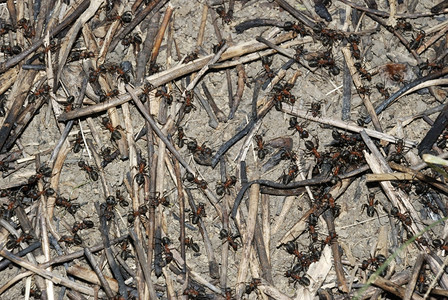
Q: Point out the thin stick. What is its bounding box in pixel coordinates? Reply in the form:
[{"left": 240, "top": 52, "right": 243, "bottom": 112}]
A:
[
  {"left": 404, "top": 253, "right": 425, "bottom": 300},
  {"left": 66, "top": 265, "right": 118, "bottom": 293},
  {"left": 84, "top": 248, "right": 115, "bottom": 298},
  {"left": 196, "top": 4, "right": 208, "bottom": 47},
  {"left": 149, "top": 4, "right": 173, "bottom": 65}
]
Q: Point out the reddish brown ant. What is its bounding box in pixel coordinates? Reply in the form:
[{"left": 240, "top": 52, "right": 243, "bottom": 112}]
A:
[
  {"left": 376, "top": 83, "right": 390, "bottom": 99},
  {"left": 55, "top": 197, "right": 80, "bottom": 215},
  {"left": 261, "top": 55, "right": 275, "bottom": 78},
  {"left": 139, "top": 82, "right": 153, "bottom": 103},
  {"left": 27, "top": 186, "right": 55, "bottom": 200},
  {"left": 78, "top": 160, "right": 99, "bottom": 181},
  {"left": 354, "top": 62, "right": 372, "bottom": 81},
  {"left": 21, "top": 286, "right": 41, "bottom": 299},
  {"left": 115, "top": 190, "right": 129, "bottom": 207},
  {"left": 183, "top": 52, "right": 198, "bottom": 64},
  {"left": 389, "top": 139, "right": 406, "bottom": 164},
  {"left": 28, "top": 84, "right": 50, "bottom": 102},
  {"left": 100, "top": 147, "right": 120, "bottom": 168},
  {"left": 102, "top": 116, "right": 122, "bottom": 141},
  {"left": 99, "top": 89, "right": 119, "bottom": 102},
  {"left": 391, "top": 206, "right": 412, "bottom": 226},
  {"left": 213, "top": 39, "right": 226, "bottom": 53},
  {"left": 134, "top": 157, "right": 148, "bottom": 186},
  {"left": 155, "top": 85, "right": 173, "bottom": 105},
  {"left": 17, "top": 18, "right": 35, "bottom": 38},
  {"left": 127, "top": 204, "right": 148, "bottom": 223},
  {"left": 216, "top": 6, "right": 232, "bottom": 24},
  {"left": 0, "top": 23, "right": 13, "bottom": 36},
  {"left": 216, "top": 176, "right": 237, "bottom": 196},
  {"left": 59, "top": 234, "right": 82, "bottom": 246},
  {"left": 410, "top": 30, "right": 425, "bottom": 50},
  {"left": 284, "top": 21, "right": 307, "bottom": 36},
  {"left": 176, "top": 126, "right": 187, "bottom": 148},
  {"left": 285, "top": 269, "right": 311, "bottom": 286},
  {"left": 279, "top": 164, "right": 299, "bottom": 184},
  {"left": 69, "top": 50, "right": 94, "bottom": 62},
  {"left": 184, "top": 237, "right": 200, "bottom": 252},
  {"left": 28, "top": 165, "right": 52, "bottom": 185},
  {"left": 254, "top": 134, "right": 269, "bottom": 159},
  {"left": 121, "top": 33, "right": 142, "bottom": 51},
  {"left": 432, "top": 239, "right": 448, "bottom": 252},
  {"left": 245, "top": 278, "right": 261, "bottom": 294},
  {"left": 149, "top": 192, "right": 170, "bottom": 207},
  {"left": 305, "top": 140, "right": 321, "bottom": 160},
  {"left": 161, "top": 236, "right": 173, "bottom": 264},
  {"left": 309, "top": 102, "right": 321, "bottom": 117},
  {"left": 190, "top": 202, "right": 206, "bottom": 224},
  {"left": 395, "top": 20, "right": 413, "bottom": 31},
  {"left": 107, "top": 11, "right": 133, "bottom": 23},
  {"left": 348, "top": 34, "right": 361, "bottom": 59},
  {"left": 307, "top": 51, "right": 340, "bottom": 75},
  {"left": 220, "top": 228, "right": 239, "bottom": 251},
  {"left": 362, "top": 193, "right": 379, "bottom": 218},
  {"left": 385, "top": 63, "right": 406, "bottom": 82},
  {"left": 360, "top": 254, "right": 386, "bottom": 271},
  {"left": 101, "top": 196, "right": 116, "bottom": 220},
  {"left": 185, "top": 172, "right": 207, "bottom": 189},
  {"left": 183, "top": 285, "right": 202, "bottom": 297},
  {"left": 71, "top": 219, "right": 94, "bottom": 234},
  {"left": 288, "top": 117, "right": 309, "bottom": 138},
  {"left": 6, "top": 233, "right": 33, "bottom": 249},
  {"left": 184, "top": 90, "right": 195, "bottom": 113}
]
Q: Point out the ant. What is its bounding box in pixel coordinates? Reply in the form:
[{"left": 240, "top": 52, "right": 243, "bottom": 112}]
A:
[
  {"left": 212, "top": 39, "right": 226, "bottom": 53},
  {"left": 288, "top": 117, "right": 309, "bottom": 138},
  {"left": 185, "top": 172, "right": 208, "bottom": 189},
  {"left": 305, "top": 140, "right": 321, "bottom": 161},
  {"left": 279, "top": 164, "right": 299, "bottom": 184},
  {"left": 102, "top": 116, "right": 122, "bottom": 141},
  {"left": 139, "top": 82, "right": 153, "bottom": 103},
  {"left": 284, "top": 241, "right": 306, "bottom": 261},
  {"left": 261, "top": 55, "right": 275, "bottom": 78},
  {"left": 354, "top": 62, "right": 372, "bottom": 81},
  {"left": 254, "top": 135, "right": 269, "bottom": 160},
  {"left": 21, "top": 286, "right": 41, "bottom": 299},
  {"left": 0, "top": 44, "right": 22, "bottom": 56},
  {"left": 308, "top": 213, "right": 319, "bottom": 242},
  {"left": 149, "top": 192, "right": 170, "bottom": 207},
  {"left": 28, "top": 165, "right": 52, "bottom": 185},
  {"left": 216, "top": 176, "right": 237, "bottom": 196},
  {"left": 55, "top": 196, "right": 80, "bottom": 215},
  {"left": 321, "top": 232, "right": 338, "bottom": 249},
  {"left": 68, "top": 50, "right": 94, "bottom": 62},
  {"left": 285, "top": 269, "right": 311, "bottom": 286},
  {"left": 120, "top": 239, "right": 133, "bottom": 260},
  {"left": 376, "top": 83, "right": 390, "bottom": 99},
  {"left": 410, "top": 30, "right": 425, "bottom": 50},
  {"left": 155, "top": 85, "right": 173, "bottom": 105},
  {"left": 220, "top": 229, "right": 239, "bottom": 251},
  {"left": 183, "top": 52, "right": 198, "bottom": 64},
  {"left": 245, "top": 278, "right": 262, "bottom": 294},
  {"left": 348, "top": 34, "right": 361, "bottom": 59},
  {"left": 184, "top": 90, "right": 195, "bottom": 113},
  {"left": 28, "top": 84, "right": 51, "bottom": 103},
  {"left": 59, "top": 234, "right": 83, "bottom": 246},
  {"left": 100, "top": 147, "right": 120, "bottom": 168},
  {"left": 176, "top": 126, "right": 187, "bottom": 148},
  {"left": 216, "top": 6, "right": 232, "bottom": 24},
  {"left": 6, "top": 233, "right": 33, "bottom": 249},
  {"left": 115, "top": 190, "right": 129, "bottom": 207},
  {"left": 187, "top": 140, "right": 212, "bottom": 156},
  {"left": 391, "top": 180, "right": 412, "bottom": 193},
  {"left": 395, "top": 20, "right": 413, "bottom": 31},
  {"left": 332, "top": 130, "right": 358, "bottom": 146},
  {"left": 135, "top": 157, "right": 147, "bottom": 186},
  {"left": 78, "top": 160, "right": 99, "bottom": 181},
  {"left": 161, "top": 236, "right": 173, "bottom": 264},
  {"left": 432, "top": 239, "right": 448, "bottom": 252},
  {"left": 27, "top": 186, "right": 55, "bottom": 200},
  {"left": 184, "top": 237, "right": 200, "bottom": 252},
  {"left": 121, "top": 33, "right": 142, "bottom": 52},
  {"left": 357, "top": 85, "right": 370, "bottom": 95},
  {"left": 101, "top": 196, "right": 117, "bottom": 220},
  {"left": 389, "top": 139, "right": 406, "bottom": 164},
  {"left": 309, "top": 102, "right": 321, "bottom": 117},
  {"left": 17, "top": 18, "right": 35, "bottom": 38},
  {"left": 390, "top": 206, "right": 412, "bottom": 226},
  {"left": 224, "top": 288, "right": 234, "bottom": 300},
  {"left": 360, "top": 254, "right": 387, "bottom": 272},
  {"left": 308, "top": 51, "right": 340, "bottom": 75},
  {"left": 63, "top": 96, "right": 75, "bottom": 113},
  {"left": 0, "top": 23, "right": 14, "bottom": 36},
  {"left": 362, "top": 193, "right": 379, "bottom": 218},
  {"left": 88, "top": 65, "right": 107, "bottom": 83},
  {"left": 183, "top": 285, "right": 203, "bottom": 298},
  {"left": 127, "top": 204, "right": 148, "bottom": 223},
  {"left": 99, "top": 88, "right": 119, "bottom": 102},
  {"left": 71, "top": 219, "right": 94, "bottom": 234},
  {"left": 107, "top": 11, "right": 133, "bottom": 23},
  {"left": 284, "top": 21, "right": 308, "bottom": 36},
  {"left": 190, "top": 202, "right": 206, "bottom": 224}
]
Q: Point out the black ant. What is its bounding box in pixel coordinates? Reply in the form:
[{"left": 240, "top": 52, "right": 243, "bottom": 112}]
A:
[
  {"left": 309, "top": 102, "right": 321, "bottom": 117},
  {"left": 288, "top": 117, "right": 309, "bottom": 138},
  {"left": 28, "top": 165, "right": 52, "bottom": 185},
  {"left": 115, "top": 190, "right": 129, "bottom": 207},
  {"left": 27, "top": 186, "right": 55, "bottom": 200},
  {"left": 389, "top": 139, "right": 406, "bottom": 164},
  {"left": 183, "top": 52, "right": 198, "bottom": 64},
  {"left": 70, "top": 131, "right": 82, "bottom": 153},
  {"left": 101, "top": 196, "right": 117, "bottom": 221},
  {"left": 21, "top": 286, "right": 41, "bottom": 299},
  {"left": 78, "top": 160, "right": 99, "bottom": 181},
  {"left": 98, "top": 88, "right": 119, "bottom": 102},
  {"left": 190, "top": 202, "right": 206, "bottom": 224},
  {"left": 149, "top": 192, "right": 170, "bottom": 207},
  {"left": 120, "top": 239, "right": 133, "bottom": 260},
  {"left": 213, "top": 39, "right": 226, "bottom": 53},
  {"left": 100, "top": 147, "right": 119, "bottom": 168},
  {"left": 121, "top": 33, "right": 142, "bottom": 52},
  {"left": 0, "top": 23, "right": 14, "bottom": 36},
  {"left": 187, "top": 140, "right": 212, "bottom": 156},
  {"left": 139, "top": 82, "right": 153, "bottom": 103},
  {"left": 0, "top": 44, "right": 22, "bottom": 56},
  {"left": 184, "top": 90, "right": 195, "bottom": 113},
  {"left": 71, "top": 219, "right": 94, "bottom": 234},
  {"left": 305, "top": 140, "right": 321, "bottom": 161},
  {"left": 362, "top": 193, "right": 379, "bottom": 218},
  {"left": 284, "top": 21, "right": 308, "bottom": 36},
  {"left": 68, "top": 50, "right": 94, "bottom": 62},
  {"left": 254, "top": 135, "right": 268, "bottom": 160},
  {"left": 59, "top": 234, "right": 83, "bottom": 246},
  {"left": 395, "top": 20, "right": 413, "bottom": 31},
  {"left": 261, "top": 55, "right": 275, "bottom": 78},
  {"left": 185, "top": 172, "right": 207, "bottom": 189},
  {"left": 184, "top": 237, "right": 200, "bottom": 252},
  {"left": 55, "top": 196, "right": 80, "bottom": 215},
  {"left": 216, "top": 176, "right": 237, "bottom": 196},
  {"left": 102, "top": 116, "right": 122, "bottom": 141},
  {"left": 28, "top": 84, "right": 50, "bottom": 103},
  {"left": 360, "top": 254, "right": 387, "bottom": 274},
  {"left": 219, "top": 229, "right": 239, "bottom": 251},
  {"left": 216, "top": 6, "right": 232, "bottom": 24},
  {"left": 410, "top": 30, "right": 425, "bottom": 50},
  {"left": 284, "top": 269, "right": 311, "bottom": 286},
  {"left": 17, "top": 18, "right": 35, "bottom": 38}
]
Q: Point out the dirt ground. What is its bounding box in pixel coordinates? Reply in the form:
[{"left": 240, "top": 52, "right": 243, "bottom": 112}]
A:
[{"left": 0, "top": 0, "right": 447, "bottom": 299}]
